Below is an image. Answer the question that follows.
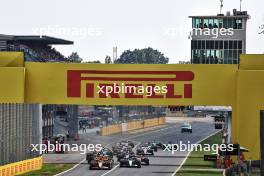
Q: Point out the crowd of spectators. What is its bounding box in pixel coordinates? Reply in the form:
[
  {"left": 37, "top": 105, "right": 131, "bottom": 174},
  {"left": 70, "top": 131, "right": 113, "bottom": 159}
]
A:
[
  {"left": 27, "top": 44, "right": 66, "bottom": 62},
  {"left": 7, "top": 42, "right": 66, "bottom": 62}
]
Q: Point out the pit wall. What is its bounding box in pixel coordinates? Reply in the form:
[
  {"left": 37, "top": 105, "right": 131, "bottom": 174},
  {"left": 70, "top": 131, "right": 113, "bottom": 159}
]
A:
[
  {"left": 100, "top": 117, "right": 166, "bottom": 136},
  {"left": 0, "top": 156, "right": 42, "bottom": 176}
]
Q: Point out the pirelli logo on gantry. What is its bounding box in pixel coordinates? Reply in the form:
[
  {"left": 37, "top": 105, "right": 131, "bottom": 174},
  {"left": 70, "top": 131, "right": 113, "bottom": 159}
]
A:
[{"left": 67, "top": 70, "right": 195, "bottom": 99}]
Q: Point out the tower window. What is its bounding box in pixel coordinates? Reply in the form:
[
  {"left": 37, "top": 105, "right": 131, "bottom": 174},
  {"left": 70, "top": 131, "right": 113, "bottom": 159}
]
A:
[{"left": 238, "top": 41, "right": 242, "bottom": 49}]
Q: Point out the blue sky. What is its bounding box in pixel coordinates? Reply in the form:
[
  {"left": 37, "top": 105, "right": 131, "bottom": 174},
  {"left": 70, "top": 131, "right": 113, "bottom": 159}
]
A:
[{"left": 0, "top": 0, "right": 263, "bottom": 63}]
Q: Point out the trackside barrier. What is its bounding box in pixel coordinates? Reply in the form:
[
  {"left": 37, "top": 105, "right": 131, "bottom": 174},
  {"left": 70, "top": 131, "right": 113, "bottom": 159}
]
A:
[
  {"left": 158, "top": 117, "right": 166, "bottom": 125},
  {"left": 100, "top": 117, "right": 166, "bottom": 136},
  {"left": 100, "top": 124, "right": 122, "bottom": 136},
  {"left": 127, "top": 120, "right": 143, "bottom": 131},
  {"left": 144, "top": 118, "right": 159, "bottom": 128},
  {"left": 0, "top": 156, "right": 42, "bottom": 176}
]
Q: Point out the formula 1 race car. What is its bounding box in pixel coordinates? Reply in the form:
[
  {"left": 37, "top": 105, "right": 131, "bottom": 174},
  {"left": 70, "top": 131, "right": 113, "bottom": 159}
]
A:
[
  {"left": 89, "top": 156, "right": 114, "bottom": 170},
  {"left": 148, "top": 142, "right": 158, "bottom": 152},
  {"left": 86, "top": 151, "right": 97, "bottom": 164},
  {"left": 137, "top": 155, "right": 150, "bottom": 165},
  {"left": 119, "top": 140, "right": 135, "bottom": 148},
  {"left": 112, "top": 145, "right": 122, "bottom": 155},
  {"left": 87, "top": 148, "right": 114, "bottom": 166},
  {"left": 119, "top": 156, "right": 141, "bottom": 168},
  {"left": 97, "top": 148, "right": 114, "bottom": 158},
  {"left": 112, "top": 142, "right": 134, "bottom": 155},
  {"left": 117, "top": 151, "right": 135, "bottom": 161},
  {"left": 154, "top": 141, "right": 165, "bottom": 149},
  {"left": 136, "top": 146, "right": 154, "bottom": 155}
]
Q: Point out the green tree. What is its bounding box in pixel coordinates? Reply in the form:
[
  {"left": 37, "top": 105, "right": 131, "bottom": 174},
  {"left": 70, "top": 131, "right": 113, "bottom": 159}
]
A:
[
  {"left": 115, "top": 47, "right": 169, "bottom": 64},
  {"left": 67, "top": 52, "right": 82, "bottom": 63},
  {"left": 115, "top": 47, "right": 169, "bottom": 119},
  {"left": 105, "top": 55, "right": 112, "bottom": 64}
]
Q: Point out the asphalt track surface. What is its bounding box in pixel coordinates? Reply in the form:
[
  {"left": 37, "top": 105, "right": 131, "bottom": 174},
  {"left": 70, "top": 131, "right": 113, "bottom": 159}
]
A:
[{"left": 51, "top": 118, "right": 217, "bottom": 176}]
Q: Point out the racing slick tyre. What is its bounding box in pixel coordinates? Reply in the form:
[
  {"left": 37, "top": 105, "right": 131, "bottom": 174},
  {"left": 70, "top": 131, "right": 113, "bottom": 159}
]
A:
[{"left": 146, "top": 160, "right": 149, "bottom": 165}]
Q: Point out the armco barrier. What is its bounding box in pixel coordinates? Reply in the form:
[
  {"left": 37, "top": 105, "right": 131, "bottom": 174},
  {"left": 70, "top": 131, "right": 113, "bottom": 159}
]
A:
[
  {"left": 0, "top": 156, "right": 42, "bottom": 176},
  {"left": 127, "top": 120, "right": 143, "bottom": 131},
  {"left": 100, "top": 124, "right": 122, "bottom": 136},
  {"left": 144, "top": 118, "right": 159, "bottom": 128},
  {"left": 158, "top": 117, "right": 166, "bottom": 125},
  {"left": 100, "top": 117, "right": 166, "bottom": 136}
]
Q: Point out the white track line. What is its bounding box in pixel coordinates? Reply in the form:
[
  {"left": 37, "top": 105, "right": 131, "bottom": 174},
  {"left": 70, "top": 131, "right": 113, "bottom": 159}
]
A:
[
  {"left": 134, "top": 142, "right": 142, "bottom": 149},
  {"left": 54, "top": 158, "right": 86, "bottom": 176},
  {"left": 171, "top": 130, "right": 221, "bottom": 176},
  {"left": 100, "top": 164, "right": 120, "bottom": 176}
]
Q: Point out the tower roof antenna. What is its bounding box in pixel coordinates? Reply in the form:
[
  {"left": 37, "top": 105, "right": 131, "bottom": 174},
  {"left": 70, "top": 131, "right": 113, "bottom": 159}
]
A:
[
  {"left": 240, "top": 0, "right": 242, "bottom": 11},
  {"left": 220, "top": 0, "right": 224, "bottom": 14}
]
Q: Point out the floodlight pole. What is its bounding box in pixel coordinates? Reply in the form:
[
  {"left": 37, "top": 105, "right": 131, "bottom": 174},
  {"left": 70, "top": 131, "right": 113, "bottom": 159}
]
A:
[{"left": 220, "top": 0, "right": 224, "bottom": 14}]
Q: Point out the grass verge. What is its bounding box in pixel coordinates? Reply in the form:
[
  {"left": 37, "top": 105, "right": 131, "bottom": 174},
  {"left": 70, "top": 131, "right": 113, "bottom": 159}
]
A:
[
  {"left": 175, "top": 131, "right": 223, "bottom": 176},
  {"left": 19, "top": 163, "right": 74, "bottom": 176}
]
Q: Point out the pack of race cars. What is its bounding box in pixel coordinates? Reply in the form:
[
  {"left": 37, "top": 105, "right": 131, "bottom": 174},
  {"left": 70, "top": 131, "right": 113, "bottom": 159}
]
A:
[{"left": 86, "top": 140, "right": 164, "bottom": 170}]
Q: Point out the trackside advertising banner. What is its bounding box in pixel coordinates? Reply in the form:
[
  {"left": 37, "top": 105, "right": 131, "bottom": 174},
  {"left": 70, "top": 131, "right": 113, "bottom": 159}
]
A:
[
  {"left": 0, "top": 67, "right": 25, "bottom": 103},
  {"left": 24, "top": 63, "right": 237, "bottom": 105}
]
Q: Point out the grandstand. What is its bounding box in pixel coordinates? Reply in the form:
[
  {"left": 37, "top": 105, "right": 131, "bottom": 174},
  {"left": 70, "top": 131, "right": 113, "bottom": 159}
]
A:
[{"left": 0, "top": 34, "right": 73, "bottom": 62}]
